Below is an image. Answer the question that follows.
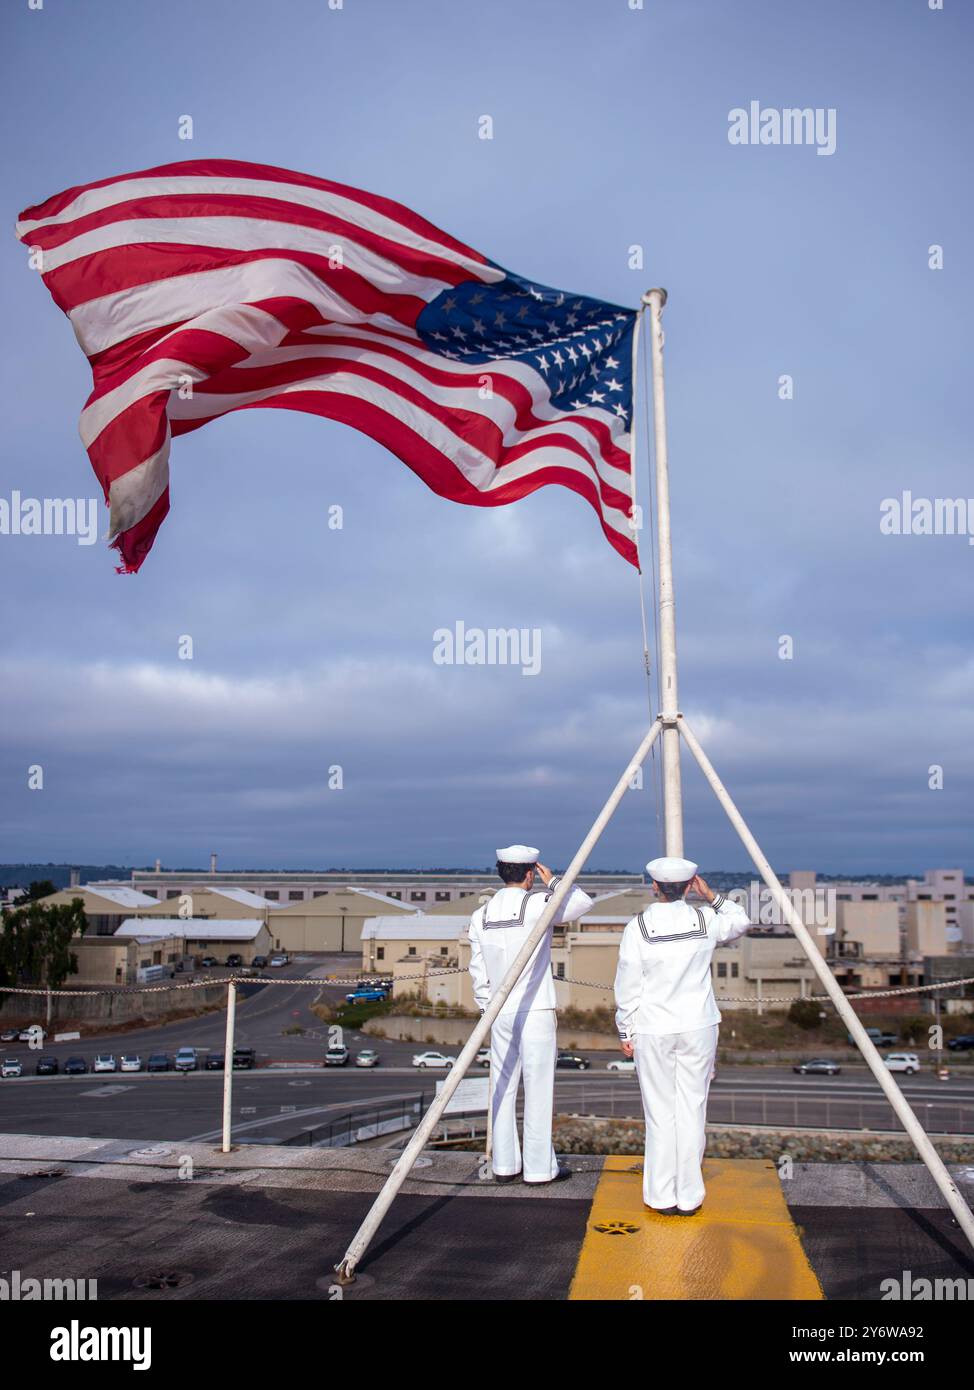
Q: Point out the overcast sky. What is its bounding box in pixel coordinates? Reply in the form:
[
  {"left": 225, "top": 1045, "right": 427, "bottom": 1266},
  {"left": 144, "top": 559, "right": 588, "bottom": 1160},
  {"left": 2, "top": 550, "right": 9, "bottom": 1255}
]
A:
[{"left": 1, "top": 0, "right": 971, "bottom": 876}]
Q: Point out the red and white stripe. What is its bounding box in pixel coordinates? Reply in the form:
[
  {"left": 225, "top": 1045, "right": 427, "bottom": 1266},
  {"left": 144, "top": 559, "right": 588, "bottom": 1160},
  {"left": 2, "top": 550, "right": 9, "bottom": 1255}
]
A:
[{"left": 17, "top": 159, "right": 636, "bottom": 571}]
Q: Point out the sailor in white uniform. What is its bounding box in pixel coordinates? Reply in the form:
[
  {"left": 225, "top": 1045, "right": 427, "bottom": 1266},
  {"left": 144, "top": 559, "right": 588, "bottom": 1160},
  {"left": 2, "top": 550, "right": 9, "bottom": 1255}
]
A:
[
  {"left": 468, "top": 845, "right": 593, "bottom": 1184},
  {"left": 614, "top": 856, "right": 751, "bottom": 1214}
]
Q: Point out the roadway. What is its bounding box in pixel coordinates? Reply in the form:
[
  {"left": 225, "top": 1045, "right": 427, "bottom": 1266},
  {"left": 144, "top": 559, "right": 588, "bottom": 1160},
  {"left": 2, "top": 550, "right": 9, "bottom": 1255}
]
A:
[
  {"left": 1, "top": 1066, "right": 972, "bottom": 1145},
  {"left": 2, "top": 955, "right": 972, "bottom": 1141}
]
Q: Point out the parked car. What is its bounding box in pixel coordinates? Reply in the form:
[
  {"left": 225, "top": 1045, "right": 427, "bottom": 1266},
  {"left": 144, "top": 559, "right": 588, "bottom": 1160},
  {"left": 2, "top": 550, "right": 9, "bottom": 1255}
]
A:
[
  {"left": 475, "top": 1047, "right": 491, "bottom": 1068},
  {"left": 174, "top": 1046, "right": 198, "bottom": 1072},
  {"left": 120, "top": 1055, "right": 142, "bottom": 1073},
  {"left": 885, "top": 1053, "right": 920, "bottom": 1075},
  {"left": 63, "top": 1056, "right": 88, "bottom": 1075},
  {"left": 345, "top": 988, "right": 387, "bottom": 1003},
  {"left": 1, "top": 1026, "right": 21, "bottom": 1042},
  {"left": 606, "top": 1058, "right": 636, "bottom": 1072},
  {"left": 556, "top": 1052, "right": 590, "bottom": 1071},
  {"left": 17, "top": 1025, "right": 46, "bottom": 1043},
  {"left": 325, "top": 1045, "right": 350, "bottom": 1067},
  {"left": 2, "top": 1058, "right": 23, "bottom": 1078},
  {"left": 225, "top": 954, "right": 244, "bottom": 968},
  {"left": 849, "top": 1028, "right": 897, "bottom": 1047},
  {"left": 355, "top": 1049, "right": 380, "bottom": 1068},
  {"left": 793, "top": 1059, "right": 842, "bottom": 1076},
  {"left": 252, "top": 955, "right": 268, "bottom": 968},
  {"left": 204, "top": 1051, "right": 225, "bottom": 1070},
  {"left": 93, "top": 1054, "right": 117, "bottom": 1073},
  {"left": 412, "top": 1051, "right": 456, "bottom": 1069},
  {"left": 35, "top": 1055, "right": 59, "bottom": 1075},
  {"left": 947, "top": 1035, "right": 974, "bottom": 1052},
  {"left": 146, "top": 1053, "right": 171, "bottom": 1073},
  {"left": 198, "top": 956, "right": 219, "bottom": 968},
  {"left": 232, "top": 1047, "right": 256, "bottom": 1070},
  {"left": 269, "top": 953, "right": 289, "bottom": 967}
]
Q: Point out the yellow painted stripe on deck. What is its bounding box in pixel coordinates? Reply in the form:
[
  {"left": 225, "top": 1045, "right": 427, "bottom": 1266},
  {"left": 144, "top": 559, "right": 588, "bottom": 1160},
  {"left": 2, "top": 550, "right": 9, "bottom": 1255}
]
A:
[{"left": 569, "top": 1157, "right": 824, "bottom": 1301}]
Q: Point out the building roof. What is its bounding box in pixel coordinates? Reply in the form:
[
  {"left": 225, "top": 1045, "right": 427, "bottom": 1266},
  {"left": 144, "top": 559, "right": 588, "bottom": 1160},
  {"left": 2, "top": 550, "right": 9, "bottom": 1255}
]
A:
[
  {"left": 269, "top": 887, "right": 416, "bottom": 917},
  {"left": 423, "top": 892, "right": 487, "bottom": 915},
  {"left": 361, "top": 916, "right": 467, "bottom": 941},
  {"left": 349, "top": 887, "right": 420, "bottom": 909},
  {"left": 114, "top": 918, "right": 266, "bottom": 941},
  {"left": 74, "top": 935, "right": 134, "bottom": 948},
  {"left": 583, "top": 889, "right": 652, "bottom": 916},
  {"left": 568, "top": 916, "right": 630, "bottom": 927},
  {"left": 56, "top": 885, "right": 159, "bottom": 909},
  {"left": 204, "top": 886, "right": 281, "bottom": 909}
]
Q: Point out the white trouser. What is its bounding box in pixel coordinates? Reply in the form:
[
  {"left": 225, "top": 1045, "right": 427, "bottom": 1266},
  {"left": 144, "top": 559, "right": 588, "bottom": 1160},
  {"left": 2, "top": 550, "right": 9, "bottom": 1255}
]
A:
[
  {"left": 634, "top": 1024, "right": 719, "bottom": 1211},
  {"left": 489, "top": 1007, "right": 558, "bottom": 1182}
]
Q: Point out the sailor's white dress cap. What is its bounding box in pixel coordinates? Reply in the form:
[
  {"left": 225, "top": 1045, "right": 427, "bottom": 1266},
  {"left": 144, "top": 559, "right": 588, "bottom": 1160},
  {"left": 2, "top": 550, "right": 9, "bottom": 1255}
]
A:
[
  {"left": 646, "top": 856, "right": 698, "bottom": 882},
  {"left": 496, "top": 845, "right": 540, "bottom": 864}
]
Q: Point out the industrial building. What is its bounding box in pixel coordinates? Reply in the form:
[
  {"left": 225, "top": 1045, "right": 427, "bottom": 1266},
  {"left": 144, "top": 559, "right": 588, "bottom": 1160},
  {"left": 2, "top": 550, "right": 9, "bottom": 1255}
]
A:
[{"left": 114, "top": 918, "right": 272, "bottom": 964}]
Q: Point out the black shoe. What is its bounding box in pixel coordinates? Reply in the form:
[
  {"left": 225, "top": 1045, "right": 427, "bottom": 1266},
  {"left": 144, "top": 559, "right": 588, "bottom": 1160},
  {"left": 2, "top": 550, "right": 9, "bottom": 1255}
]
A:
[
  {"left": 493, "top": 1172, "right": 520, "bottom": 1184},
  {"left": 526, "top": 1163, "right": 573, "bottom": 1185},
  {"left": 676, "top": 1205, "right": 702, "bottom": 1216},
  {"left": 647, "top": 1205, "right": 679, "bottom": 1215}
]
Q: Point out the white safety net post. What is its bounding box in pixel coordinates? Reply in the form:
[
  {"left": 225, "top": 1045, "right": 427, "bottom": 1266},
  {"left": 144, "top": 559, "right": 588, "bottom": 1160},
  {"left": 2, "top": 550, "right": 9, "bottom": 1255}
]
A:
[
  {"left": 333, "top": 718, "right": 664, "bottom": 1282},
  {"left": 678, "top": 714, "right": 974, "bottom": 1252},
  {"left": 221, "top": 981, "right": 237, "bottom": 1153}
]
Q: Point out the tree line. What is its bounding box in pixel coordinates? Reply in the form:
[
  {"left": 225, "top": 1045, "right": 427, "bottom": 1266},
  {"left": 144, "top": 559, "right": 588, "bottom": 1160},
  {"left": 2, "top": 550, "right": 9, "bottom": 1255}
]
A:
[{"left": 0, "top": 881, "right": 87, "bottom": 996}]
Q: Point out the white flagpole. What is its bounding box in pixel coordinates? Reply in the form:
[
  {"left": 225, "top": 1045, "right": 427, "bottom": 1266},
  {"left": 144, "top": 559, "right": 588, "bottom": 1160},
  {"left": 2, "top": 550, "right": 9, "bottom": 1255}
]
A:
[{"left": 642, "top": 288, "right": 684, "bottom": 856}]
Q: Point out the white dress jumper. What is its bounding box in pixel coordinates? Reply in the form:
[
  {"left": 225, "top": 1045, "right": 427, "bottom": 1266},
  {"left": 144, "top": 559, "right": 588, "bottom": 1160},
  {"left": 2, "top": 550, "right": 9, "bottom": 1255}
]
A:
[
  {"left": 468, "top": 878, "right": 593, "bottom": 1181},
  {"left": 613, "top": 894, "right": 750, "bottom": 1210}
]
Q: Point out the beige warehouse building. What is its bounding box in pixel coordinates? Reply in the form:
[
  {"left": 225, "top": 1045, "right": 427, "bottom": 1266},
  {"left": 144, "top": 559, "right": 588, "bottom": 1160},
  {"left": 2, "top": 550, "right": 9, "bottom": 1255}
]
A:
[
  {"left": 137, "top": 886, "right": 278, "bottom": 922},
  {"left": 71, "top": 935, "right": 154, "bottom": 987},
  {"left": 835, "top": 900, "right": 900, "bottom": 958},
  {"left": 362, "top": 916, "right": 467, "bottom": 973},
  {"left": 270, "top": 889, "right": 414, "bottom": 953},
  {"left": 114, "top": 918, "right": 272, "bottom": 963},
  {"left": 905, "top": 900, "right": 948, "bottom": 956},
  {"left": 32, "top": 885, "right": 160, "bottom": 936},
  {"left": 366, "top": 911, "right": 825, "bottom": 1018}
]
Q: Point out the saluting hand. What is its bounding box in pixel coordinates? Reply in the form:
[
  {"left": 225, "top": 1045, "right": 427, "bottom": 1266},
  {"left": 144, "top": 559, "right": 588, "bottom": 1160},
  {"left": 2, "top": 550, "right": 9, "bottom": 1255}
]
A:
[
  {"left": 691, "top": 874, "right": 716, "bottom": 904},
  {"left": 535, "top": 863, "right": 554, "bottom": 886}
]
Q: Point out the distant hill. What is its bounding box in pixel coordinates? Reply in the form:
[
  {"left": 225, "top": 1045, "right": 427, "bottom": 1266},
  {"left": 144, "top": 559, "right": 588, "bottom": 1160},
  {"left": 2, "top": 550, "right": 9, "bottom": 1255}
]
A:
[
  {"left": 0, "top": 864, "right": 142, "bottom": 890},
  {"left": 0, "top": 863, "right": 929, "bottom": 891}
]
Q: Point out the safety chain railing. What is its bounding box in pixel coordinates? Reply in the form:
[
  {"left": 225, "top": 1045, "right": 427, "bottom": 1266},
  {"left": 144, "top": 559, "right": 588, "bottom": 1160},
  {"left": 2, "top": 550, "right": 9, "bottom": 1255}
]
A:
[
  {"left": 0, "top": 966, "right": 467, "bottom": 999},
  {"left": 556, "top": 972, "right": 974, "bottom": 1004},
  {"left": 1, "top": 967, "right": 971, "bottom": 1007}
]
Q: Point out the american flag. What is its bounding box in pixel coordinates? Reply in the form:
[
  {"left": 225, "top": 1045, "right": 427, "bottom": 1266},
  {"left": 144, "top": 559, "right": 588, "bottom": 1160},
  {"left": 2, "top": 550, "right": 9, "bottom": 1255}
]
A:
[{"left": 16, "top": 159, "right": 638, "bottom": 572}]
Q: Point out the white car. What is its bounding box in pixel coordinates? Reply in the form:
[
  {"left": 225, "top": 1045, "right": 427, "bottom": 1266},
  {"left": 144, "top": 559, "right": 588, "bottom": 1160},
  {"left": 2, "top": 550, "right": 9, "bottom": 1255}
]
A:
[
  {"left": 268, "top": 954, "right": 289, "bottom": 967},
  {"left": 93, "top": 1054, "right": 117, "bottom": 1073},
  {"left": 475, "top": 1047, "right": 491, "bottom": 1068},
  {"left": 412, "top": 1050, "right": 456, "bottom": 1069},
  {"left": 17, "top": 1025, "right": 46, "bottom": 1043},
  {"left": 606, "top": 1058, "right": 636, "bottom": 1072},
  {"left": 884, "top": 1053, "right": 920, "bottom": 1075},
  {"left": 120, "top": 1055, "right": 142, "bottom": 1072},
  {"left": 1, "top": 1058, "right": 23, "bottom": 1078}
]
